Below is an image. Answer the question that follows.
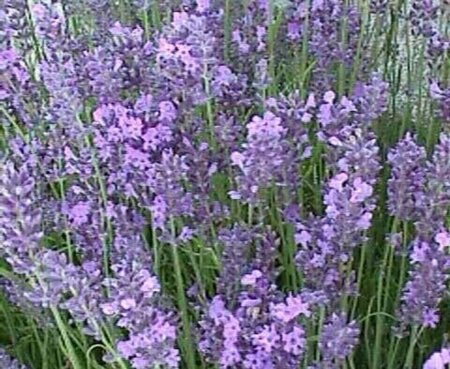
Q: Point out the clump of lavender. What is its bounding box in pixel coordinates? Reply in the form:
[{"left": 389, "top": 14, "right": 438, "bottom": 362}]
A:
[
  {"left": 296, "top": 127, "right": 380, "bottom": 302},
  {"left": 84, "top": 23, "right": 154, "bottom": 104},
  {"left": 199, "top": 231, "right": 313, "bottom": 369},
  {"left": 102, "top": 258, "right": 179, "bottom": 368},
  {"left": 2, "top": 0, "right": 450, "bottom": 368},
  {"left": 0, "top": 161, "right": 101, "bottom": 330},
  {"left": 396, "top": 133, "right": 450, "bottom": 329},
  {"left": 98, "top": 207, "right": 180, "bottom": 368},
  {"left": 399, "top": 234, "right": 450, "bottom": 329}
]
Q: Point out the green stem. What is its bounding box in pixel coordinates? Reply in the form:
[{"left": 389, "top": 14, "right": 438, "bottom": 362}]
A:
[
  {"left": 50, "top": 306, "right": 83, "bottom": 369},
  {"left": 351, "top": 242, "right": 367, "bottom": 319},
  {"left": 315, "top": 307, "right": 326, "bottom": 362},
  {"left": 170, "top": 219, "right": 196, "bottom": 369},
  {"left": 373, "top": 218, "right": 399, "bottom": 369},
  {"left": 405, "top": 326, "right": 421, "bottom": 369},
  {"left": 151, "top": 1, "right": 161, "bottom": 30},
  {"left": 203, "top": 64, "right": 216, "bottom": 148}
]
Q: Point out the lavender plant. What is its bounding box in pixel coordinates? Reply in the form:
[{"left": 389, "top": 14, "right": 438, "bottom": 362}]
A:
[{"left": 1, "top": 1, "right": 450, "bottom": 369}]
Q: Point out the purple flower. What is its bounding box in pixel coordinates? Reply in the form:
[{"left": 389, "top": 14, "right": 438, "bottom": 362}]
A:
[
  {"left": 424, "top": 348, "right": 450, "bottom": 369},
  {"left": 350, "top": 178, "right": 373, "bottom": 203},
  {"left": 399, "top": 235, "right": 450, "bottom": 329},
  {"left": 282, "top": 326, "right": 306, "bottom": 355},
  {"left": 296, "top": 127, "right": 380, "bottom": 302},
  {"left": 430, "top": 81, "right": 450, "bottom": 123},
  {"left": 316, "top": 313, "right": 360, "bottom": 368},
  {"left": 200, "top": 233, "right": 311, "bottom": 369},
  {"left": 0, "top": 348, "right": 28, "bottom": 369},
  {"left": 387, "top": 133, "right": 427, "bottom": 221},
  {"left": 270, "top": 295, "right": 311, "bottom": 322},
  {"left": 230, "top": 112, "right": 294, "bottom": 204}
]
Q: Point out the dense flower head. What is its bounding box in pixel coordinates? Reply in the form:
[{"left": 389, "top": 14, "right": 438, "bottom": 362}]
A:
[
  {"left": 388, "top": 133, "right": 450, "bottom": 236},
  {"left": 298, "top": 0, "right": 363, "bottom": 91},
  {"left": 199, "top": 229, "right": 317, "bottom": 369},
  {"left": 387, "top": 133, "right": 428, "bottom": 221},
  {"left": 416, "top": 133, "right": 450, "bottom": 236},
  {"left": 369, "top": 0, "right": 389, "bottom": 14},
  {"left": 230, "top": 112, "right": 295, "bottom": 203},
  {"left": 317, "top": 75, "right": 388, "bottom": 149},
  {"left": 147, "top": 149, "right": 194, "bottom": 234},
  {"left": 102, "top": 254, "right": 179, "bottom": 368},
  {"left": 314, "top": 313, "right": 360, "bottom": 369},
  {"left": 32, "top": 2, "right": 66, "bottom": 45},
  {"left": 154, "top": 3, "right": 234, "bottom": 107},
  {"left": 410, "top": 0, "right": 439, "bottom": 37},
  {"left": 83, "top": 23, "right": 154, "bottom": 104},
  {"left": 0, "top": 47, "right": 42, "bottom": 127},
  {"left": 0, "top": 162, "right": 43, "bottom": 264},
  {"left": 200, "top": 276, "right": 311, "bottom": 369},
  {"left": 399, "top": 234, "right": 450, "bottom": 329}
]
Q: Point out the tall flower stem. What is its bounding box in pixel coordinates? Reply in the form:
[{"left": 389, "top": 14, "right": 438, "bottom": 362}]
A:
[
  {"left": 372, "top": 217, "right": 399, "bottom": 369},
  {"left": 170, "top": 218, "right": 196, "bottom": 369},
  {"left": 50, "top": 306, "right": 84, "bottom": 369}
]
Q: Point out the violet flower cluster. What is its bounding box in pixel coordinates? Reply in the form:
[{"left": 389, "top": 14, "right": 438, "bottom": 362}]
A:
[
  {"left": 199, "top": 230, "right": 345, "bottom": 369},
  {"left": 389, "top": 133, "right": 450, "bottom": 329},
  {"left": 1, "top": 1, "right": 450, "bottom": 369}
]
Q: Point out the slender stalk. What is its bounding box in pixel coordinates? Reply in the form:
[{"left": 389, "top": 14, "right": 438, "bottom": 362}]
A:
[
  {"left": 351, "top": 242, "right": 367, "bottom": 319},
  {"left": 143, "top": 7, "right": 151, "bottom": 39},
  {"left": 373, "top": 218, "right": 399, "bottom": 369},
  {"left": 298, "top": 0, "right": 310, "bottom": 96},
  {"left": 337, "top": 2, "right": 349, "bottom": 96},
  {"left": 405, "top": 325, "right": 422, "bottom": 369},
  {"left": 203, "top": 64, "right": 216, "bottom": 148},
  {"left": 151, "top": 1, "right": 161, "bottom": 30},
  {"left": 170, "top": 219, "right": 197, "bottom": 369},
  {"left": 50, "top": 306, "right": 83, "bottom": 369}
]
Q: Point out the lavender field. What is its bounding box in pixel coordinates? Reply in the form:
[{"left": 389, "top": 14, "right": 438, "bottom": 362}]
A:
[{"left": 1, "top": 0, "right": 449, "bottom": 368}]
